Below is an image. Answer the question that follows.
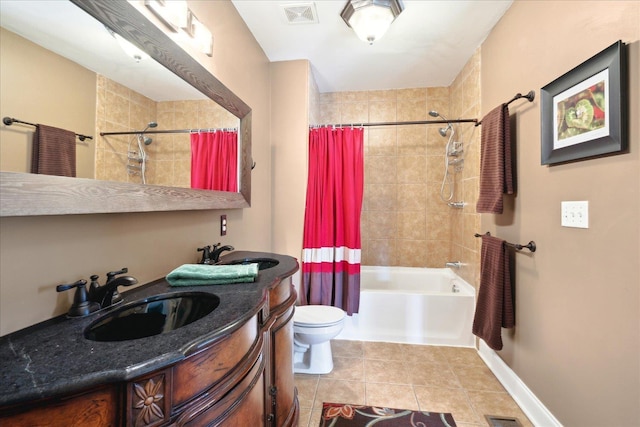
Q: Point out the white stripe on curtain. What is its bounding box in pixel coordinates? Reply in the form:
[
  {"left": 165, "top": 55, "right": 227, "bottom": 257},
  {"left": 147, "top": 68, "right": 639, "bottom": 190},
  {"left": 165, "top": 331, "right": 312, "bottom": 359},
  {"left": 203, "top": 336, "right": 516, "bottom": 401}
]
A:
[{"left": 302, "top": 247, "right": 361, "bottom": 264}]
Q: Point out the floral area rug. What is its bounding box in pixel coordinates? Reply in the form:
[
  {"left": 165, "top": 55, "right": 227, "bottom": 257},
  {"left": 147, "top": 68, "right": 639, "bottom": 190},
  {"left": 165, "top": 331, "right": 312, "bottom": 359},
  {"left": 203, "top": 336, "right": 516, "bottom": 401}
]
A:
[{"left": 319, "top": 402, "right": 457, "bottom": 427}]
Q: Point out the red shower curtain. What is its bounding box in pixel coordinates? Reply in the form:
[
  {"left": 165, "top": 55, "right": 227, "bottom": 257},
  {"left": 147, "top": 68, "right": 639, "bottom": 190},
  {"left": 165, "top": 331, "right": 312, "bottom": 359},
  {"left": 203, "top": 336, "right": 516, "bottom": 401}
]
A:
[
  {"left": 190, "top": 130, "right": 238, "bottom": 192},
  {"left": 301, "top": 126, "right": 364, "bottom": 315}
]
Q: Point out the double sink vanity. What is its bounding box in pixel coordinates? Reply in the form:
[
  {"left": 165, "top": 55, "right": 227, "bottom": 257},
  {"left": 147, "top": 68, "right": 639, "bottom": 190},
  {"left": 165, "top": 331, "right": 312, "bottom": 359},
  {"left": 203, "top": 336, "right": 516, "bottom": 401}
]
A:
[{"left": 0, "top": 251, "right": 300, "bottom": 426}]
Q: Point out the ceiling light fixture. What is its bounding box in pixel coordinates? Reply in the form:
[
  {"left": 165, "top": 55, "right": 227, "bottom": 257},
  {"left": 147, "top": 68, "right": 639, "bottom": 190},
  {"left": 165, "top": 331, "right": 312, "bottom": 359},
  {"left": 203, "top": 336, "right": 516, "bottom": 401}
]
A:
[
  {"left": 340, "top": 0, "right": 404, "bottom": 45},
  {"left": 106, "top": 27, "right": 150, "bottom": 62}
]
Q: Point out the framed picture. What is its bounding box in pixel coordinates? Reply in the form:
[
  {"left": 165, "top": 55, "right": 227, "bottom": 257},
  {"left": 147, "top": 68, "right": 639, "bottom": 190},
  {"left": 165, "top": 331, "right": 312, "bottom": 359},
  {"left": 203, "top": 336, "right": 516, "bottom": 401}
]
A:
[{"left": 541, "top": 41, "right": 627, "bottom": 165}]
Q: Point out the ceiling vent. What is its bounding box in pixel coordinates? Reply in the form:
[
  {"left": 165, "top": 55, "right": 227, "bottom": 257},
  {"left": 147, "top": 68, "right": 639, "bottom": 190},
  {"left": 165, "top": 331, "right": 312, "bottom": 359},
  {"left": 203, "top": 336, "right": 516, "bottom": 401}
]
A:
[{"left": 281, "top": 3, "right": 318, "bottom": 24}]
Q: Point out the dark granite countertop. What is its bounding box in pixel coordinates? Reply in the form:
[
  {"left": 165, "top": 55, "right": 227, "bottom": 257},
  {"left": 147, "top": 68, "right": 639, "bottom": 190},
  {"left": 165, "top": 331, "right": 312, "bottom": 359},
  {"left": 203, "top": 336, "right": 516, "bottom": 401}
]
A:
[{"left": 0, "top": 251, "right": 298, "bottom": 406}]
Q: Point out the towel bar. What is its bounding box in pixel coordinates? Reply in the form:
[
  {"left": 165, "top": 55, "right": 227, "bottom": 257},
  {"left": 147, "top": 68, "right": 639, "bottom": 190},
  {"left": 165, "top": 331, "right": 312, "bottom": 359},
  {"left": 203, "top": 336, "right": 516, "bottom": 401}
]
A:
[
  {"left": 475, "top": 90, "right": 535, "bottom": 126},
  {"left": 474, "top": 232, "right": 536, "bottom": 252},
  {"left": 3, "top": 116, "right": 93, "bottom": 141}
]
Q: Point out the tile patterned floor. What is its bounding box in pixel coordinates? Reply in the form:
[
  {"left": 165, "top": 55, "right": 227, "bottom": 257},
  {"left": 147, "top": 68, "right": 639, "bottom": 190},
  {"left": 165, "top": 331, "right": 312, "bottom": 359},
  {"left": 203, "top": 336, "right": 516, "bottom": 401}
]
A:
[{"left": 295, "top": 340, "right": 532, "bottom": 427}]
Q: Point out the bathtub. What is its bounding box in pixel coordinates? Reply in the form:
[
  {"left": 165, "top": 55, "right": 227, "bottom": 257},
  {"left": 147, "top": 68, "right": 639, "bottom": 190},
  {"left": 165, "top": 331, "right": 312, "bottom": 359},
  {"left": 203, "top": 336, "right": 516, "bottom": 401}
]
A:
[{"left": 335, "top": 266, "right": 476, "bottom": 347}]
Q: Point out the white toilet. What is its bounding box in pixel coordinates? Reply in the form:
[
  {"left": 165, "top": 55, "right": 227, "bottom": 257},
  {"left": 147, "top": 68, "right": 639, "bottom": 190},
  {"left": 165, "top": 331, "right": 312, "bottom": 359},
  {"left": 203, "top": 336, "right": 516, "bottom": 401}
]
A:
[{"left": 293, "top": 305, "right": 346, "bottom": 374}]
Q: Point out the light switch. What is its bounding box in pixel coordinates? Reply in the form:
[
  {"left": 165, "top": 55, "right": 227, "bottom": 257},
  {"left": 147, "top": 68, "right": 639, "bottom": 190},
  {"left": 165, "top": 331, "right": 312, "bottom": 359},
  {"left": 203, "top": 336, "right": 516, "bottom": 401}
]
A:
[{"left": 561, "top": 201, "right": 589, "bottom": 228}]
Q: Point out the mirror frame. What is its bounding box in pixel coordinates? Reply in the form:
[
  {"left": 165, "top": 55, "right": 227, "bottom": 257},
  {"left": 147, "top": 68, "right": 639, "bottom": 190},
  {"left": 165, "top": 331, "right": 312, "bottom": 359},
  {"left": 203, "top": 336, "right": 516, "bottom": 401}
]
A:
[{"left": 0, "top": 0, "right": 251, "bottom": 216}]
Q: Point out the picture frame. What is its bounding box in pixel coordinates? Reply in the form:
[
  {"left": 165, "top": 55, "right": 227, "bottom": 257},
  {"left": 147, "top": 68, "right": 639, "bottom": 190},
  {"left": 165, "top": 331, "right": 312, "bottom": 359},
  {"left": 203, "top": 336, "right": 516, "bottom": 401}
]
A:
[{"left": 541, "top": 41, "right": 627, "bottom": 165}]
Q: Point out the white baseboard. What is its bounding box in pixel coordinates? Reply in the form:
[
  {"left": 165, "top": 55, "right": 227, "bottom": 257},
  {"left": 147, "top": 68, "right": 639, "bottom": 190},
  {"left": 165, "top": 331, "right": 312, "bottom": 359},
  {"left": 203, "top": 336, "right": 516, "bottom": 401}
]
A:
[{"left": 478, "top": 342, "right": 563, "bottom": 427}]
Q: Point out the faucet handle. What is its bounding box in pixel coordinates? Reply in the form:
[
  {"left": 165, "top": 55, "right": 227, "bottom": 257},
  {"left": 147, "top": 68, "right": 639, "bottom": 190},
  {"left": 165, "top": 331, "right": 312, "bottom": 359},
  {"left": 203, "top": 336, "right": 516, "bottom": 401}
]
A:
[
  {"left": 56, "top": 279, "right": 87, "bottom": 293},
  {"left": 106, "top": 267, "right": 128, "bottom": 283},
  {"left": 56, "top": 279, "right": 100, "bottom": 317},
  {"left": 197, "top": 245, "right": 212, "bottom": 264}
]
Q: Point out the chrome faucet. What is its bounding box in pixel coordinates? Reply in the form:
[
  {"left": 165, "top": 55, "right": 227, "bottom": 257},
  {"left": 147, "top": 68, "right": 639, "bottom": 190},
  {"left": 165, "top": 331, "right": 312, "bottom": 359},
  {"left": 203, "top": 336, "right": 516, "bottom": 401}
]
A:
[
  {"left": 88, "top": 267, "right": 138, "bottom": 308},
  {"left": 445, "top": 261, "right": 463, "bottom": 269},
  {"left": 211, "top": 243, "right": 234, "bottom": 263}
]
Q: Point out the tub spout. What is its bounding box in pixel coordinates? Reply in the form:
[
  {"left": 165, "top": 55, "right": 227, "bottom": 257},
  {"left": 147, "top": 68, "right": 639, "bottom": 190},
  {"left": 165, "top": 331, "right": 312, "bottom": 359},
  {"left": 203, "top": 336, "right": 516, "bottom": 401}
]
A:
[{"left": 445, "top": 261, "right": 463, "bottom": 269}]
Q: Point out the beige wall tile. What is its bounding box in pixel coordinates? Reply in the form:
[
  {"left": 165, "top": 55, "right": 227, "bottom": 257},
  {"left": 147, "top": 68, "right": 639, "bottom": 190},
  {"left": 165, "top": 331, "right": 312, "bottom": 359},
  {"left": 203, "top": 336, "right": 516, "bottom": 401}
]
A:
[
  {"left": 341, "top": 102, "right": 369, "bottom": 123},
  {"left": 368, "top": 127, "right": 397, "bottom": 156},
  {"left": 367, "top": 211, "right": 397, "bottom": 239},
  {"left": 318, "top": 70, "right": 480, "bottom": 277},
  {"left": 397, "top": 155, "right": 426, "bottom": 184},
  {"left": 397, "top": 184, "right": 426, "bottom": 211},
  {"left": 397, "top": 125, "right": 427, "bottom": 156},
  {"left": 369, "top": 101, "right": 396, "bottom": 122},
  {"left": 397, "top": 98, "right": 426, "bottom": 122},
  {"left": 368, "top": 89, "right": 396, "bottom": 102},
  {"left": 397, "top": 211, "right": 426, "bottom": 240},
  {"left": 397, "top": 87, "right": 426, "bottom": 99}
]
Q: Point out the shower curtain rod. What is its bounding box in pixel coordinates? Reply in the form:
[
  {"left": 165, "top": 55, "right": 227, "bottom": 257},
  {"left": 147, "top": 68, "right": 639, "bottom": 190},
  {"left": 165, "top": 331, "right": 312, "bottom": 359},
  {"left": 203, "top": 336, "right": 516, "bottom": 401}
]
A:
[
  {"left": 3, "top": 116, "right": 93, "bottom": 141},
  {"left": 475, "top": 90, "right": 535, "bottom": 126},
  {"left": 100, "top": 127, "right": 237, "bottom": 137},
  {"left": 310, "top": 118, "right": 479, "bottom": 128}
]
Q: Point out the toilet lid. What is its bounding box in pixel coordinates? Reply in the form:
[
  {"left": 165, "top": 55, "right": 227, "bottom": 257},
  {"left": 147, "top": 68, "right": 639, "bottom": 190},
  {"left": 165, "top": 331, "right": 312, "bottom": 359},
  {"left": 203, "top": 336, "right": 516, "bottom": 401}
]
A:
[{"left": 294, "top": 305, "right": 345, "bottom": 327}]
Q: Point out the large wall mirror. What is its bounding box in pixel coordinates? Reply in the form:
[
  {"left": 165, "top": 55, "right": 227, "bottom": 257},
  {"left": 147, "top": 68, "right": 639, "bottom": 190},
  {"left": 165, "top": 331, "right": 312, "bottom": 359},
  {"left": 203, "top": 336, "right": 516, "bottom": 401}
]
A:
[{"left": 0, "top": 0, "right": 251, "bottom": 216}]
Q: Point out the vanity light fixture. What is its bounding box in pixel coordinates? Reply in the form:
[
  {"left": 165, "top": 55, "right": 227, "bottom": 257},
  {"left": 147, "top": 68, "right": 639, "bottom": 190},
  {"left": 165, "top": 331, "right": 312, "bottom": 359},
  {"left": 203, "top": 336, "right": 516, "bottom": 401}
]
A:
[
  {"left": 183, "top": 10, "right": 214, "bottom": 57},
  {"left": 144, "top": 0, "right": 189, "bottom": 31},
  {"left": 340, "top": 0, "right": 404, "bottom": 45},
  {"left": 145, "top": 0, "right": 213, "bottom": 57}
]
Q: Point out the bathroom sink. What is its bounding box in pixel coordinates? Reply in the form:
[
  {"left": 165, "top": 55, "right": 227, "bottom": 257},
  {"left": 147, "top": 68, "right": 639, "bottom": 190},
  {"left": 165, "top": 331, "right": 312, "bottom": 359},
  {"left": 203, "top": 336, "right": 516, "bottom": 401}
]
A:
[
  {"left": 84, "top": 292, "right": 220, "bottom": 342},
  {"left": 219, "top": 257, "right": 279, "bottom": 270}
]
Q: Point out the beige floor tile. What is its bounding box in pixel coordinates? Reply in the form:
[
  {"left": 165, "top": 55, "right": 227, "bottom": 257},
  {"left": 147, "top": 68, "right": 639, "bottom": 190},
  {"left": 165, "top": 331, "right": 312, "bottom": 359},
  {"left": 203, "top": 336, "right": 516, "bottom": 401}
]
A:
[
  {"left": 331, "top": 339, "right": 364, "bottom": 358},
  {"left": 324, "top": 356, "right": 364, "bottom": 381},
  {"left": 413, "top": 385, "right": 483, "bottom": 424},
  {"left": 363, "top": 341, "right": 405, "bottom": 360},
  {"left": 313, "top": 379, "right": 365, "bottom": 411},
  {"left": 297, "top": 342, "right": 532, "bottom": 427},
  {"left": 365, "top": 383, "right": 420, "bottom": 410},
  {"left": 440, "top": 346, "right": 487, "bottom": 367},
  {"left": 295, "top": 374, "right": 319, "bottom": 409},
  {"left": 298, "top": 407, "right": 312, "bottom": 427},
  {"left": 400, "top": 343, "right": 449, "bottom": 365},
  {"left": 408, "top": 362, "right": 462, "bottom": 388},
  {"left": 309, "top": 409, "right": 322, "bottom": 427},
  {"left": 364, "top": 359, "right": 411, "bottom": 384},
  {"left": 452, "top": 365, "right": 506, "bottom": 392},
  {"left": 466, "top": 390, "right": 533, "bottom": 427}
]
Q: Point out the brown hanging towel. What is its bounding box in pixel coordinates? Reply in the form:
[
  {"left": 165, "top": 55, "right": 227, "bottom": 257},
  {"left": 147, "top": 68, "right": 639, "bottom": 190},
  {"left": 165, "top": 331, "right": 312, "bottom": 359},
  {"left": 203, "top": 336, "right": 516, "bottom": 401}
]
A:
[
  {"left": 476, "top": 104, "right": 514, "bottom": 214},
  {"left": 31, "top": 124, "right": 76, "bottom": 177},
  {"left": 472, "top": 234, "right": 515, "bottom": 351}
]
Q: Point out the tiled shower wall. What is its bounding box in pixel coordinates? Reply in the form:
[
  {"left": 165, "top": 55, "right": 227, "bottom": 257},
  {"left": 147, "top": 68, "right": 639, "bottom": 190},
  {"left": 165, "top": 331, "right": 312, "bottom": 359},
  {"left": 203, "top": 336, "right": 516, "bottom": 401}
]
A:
[
  {"left": 95, "top": 75, "right": 156, "bottom": 184},
  {"left": 95, "top": 75, "right": 237, "bottom": 187},
  {"left": 317, "top": 48, "right": 481, "bottom": 284},
  {"left": 449, "top": 49, "right": 481, "bottom": 287}
]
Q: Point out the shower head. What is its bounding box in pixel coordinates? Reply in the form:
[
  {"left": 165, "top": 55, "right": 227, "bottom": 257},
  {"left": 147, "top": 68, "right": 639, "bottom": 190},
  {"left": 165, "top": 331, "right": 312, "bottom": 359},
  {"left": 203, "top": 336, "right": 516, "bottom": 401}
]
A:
[
  {"left": 429, "top": 110, "right": 452, "bottom": 137},
  {"left": 143, "top": 136, "right": 153, "bottom": 145},
  {"left": 141, "top": 121, "right": 158, "bottom": 132}
]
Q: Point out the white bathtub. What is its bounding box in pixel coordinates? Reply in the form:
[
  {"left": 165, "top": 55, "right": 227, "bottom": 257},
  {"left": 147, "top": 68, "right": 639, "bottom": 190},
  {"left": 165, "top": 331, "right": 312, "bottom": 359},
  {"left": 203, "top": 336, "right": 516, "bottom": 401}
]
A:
[{"left": 335, "top": 266, "right": 476, "bottom": 347}]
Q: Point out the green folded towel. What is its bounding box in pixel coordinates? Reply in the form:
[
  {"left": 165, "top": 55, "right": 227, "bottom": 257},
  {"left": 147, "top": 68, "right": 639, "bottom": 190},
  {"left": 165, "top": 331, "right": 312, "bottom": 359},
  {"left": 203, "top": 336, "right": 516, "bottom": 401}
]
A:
[{"left": 166, "top": 263, "right": 258, "bottom": 287}]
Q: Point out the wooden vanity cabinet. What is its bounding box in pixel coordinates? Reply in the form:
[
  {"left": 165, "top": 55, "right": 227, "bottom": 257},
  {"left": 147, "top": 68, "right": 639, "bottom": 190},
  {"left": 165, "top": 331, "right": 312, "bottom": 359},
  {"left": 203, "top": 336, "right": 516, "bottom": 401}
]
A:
[
  {"left": 0, "top": 275, "right": 299, "bottom": 427},
  {"left": 265, "top": 277, "right": 298, "bottom": 427}
]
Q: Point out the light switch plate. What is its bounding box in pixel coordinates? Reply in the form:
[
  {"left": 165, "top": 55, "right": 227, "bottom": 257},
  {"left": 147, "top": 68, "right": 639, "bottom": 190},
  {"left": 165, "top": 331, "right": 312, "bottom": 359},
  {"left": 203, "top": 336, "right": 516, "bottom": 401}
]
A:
[
  {"left": 561, "top": 201, "right": 589, "bottom": 228},
  {"left": 220, "top": 214, "right": 227, "bottom": 236}
]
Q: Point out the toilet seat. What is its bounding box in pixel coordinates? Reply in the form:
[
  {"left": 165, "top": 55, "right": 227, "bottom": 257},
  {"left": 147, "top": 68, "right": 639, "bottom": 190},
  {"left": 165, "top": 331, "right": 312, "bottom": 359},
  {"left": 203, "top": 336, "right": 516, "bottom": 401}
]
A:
[{"left": 294, "top": 305, "right": 345, "bottom": 327}]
